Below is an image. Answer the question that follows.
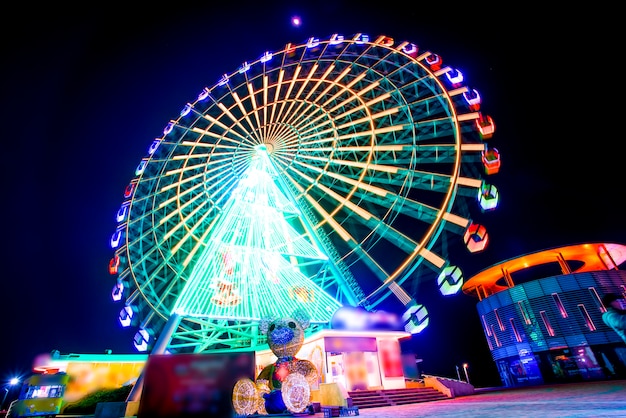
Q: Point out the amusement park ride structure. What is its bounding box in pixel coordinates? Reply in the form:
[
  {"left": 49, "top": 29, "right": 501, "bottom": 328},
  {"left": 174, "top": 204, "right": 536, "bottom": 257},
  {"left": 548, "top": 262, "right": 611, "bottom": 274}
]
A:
[{"left": 105, "top": 32, "right": 502, "bottom": 388}]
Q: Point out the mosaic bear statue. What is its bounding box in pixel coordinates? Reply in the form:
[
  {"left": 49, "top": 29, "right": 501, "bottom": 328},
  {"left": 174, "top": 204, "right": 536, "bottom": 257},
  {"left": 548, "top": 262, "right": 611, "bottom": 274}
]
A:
[{"left": 232, "top": 309, "right": 318, "bottom": 415}]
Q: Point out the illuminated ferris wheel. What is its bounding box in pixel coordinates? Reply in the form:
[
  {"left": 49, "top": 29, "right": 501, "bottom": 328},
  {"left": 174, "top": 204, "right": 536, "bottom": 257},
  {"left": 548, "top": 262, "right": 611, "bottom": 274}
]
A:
[{"left": 107, "top": 33, "right": 501, "bottom": 354}]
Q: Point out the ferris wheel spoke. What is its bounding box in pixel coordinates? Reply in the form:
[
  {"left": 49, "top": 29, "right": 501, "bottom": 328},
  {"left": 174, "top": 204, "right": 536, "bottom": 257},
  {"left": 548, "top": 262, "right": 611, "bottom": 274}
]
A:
[
  {"left": 266, "top": 81, "right": 284, "bottom": 131},
  {"left": 287, "top": 107, "right": 325, "bottom": 135},
  {"left": 344, "top": 244, "right": 390, "bottom": 284},
  {"left": 213, "top": 106, "right": 262, "bottom": 144}
]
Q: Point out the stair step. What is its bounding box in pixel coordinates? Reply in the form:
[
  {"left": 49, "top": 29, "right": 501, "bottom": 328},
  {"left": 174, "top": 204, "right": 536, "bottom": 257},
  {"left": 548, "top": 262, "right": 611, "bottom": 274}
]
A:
[{"left": 347, "top": 387, "right": 448, "bottom": 409}]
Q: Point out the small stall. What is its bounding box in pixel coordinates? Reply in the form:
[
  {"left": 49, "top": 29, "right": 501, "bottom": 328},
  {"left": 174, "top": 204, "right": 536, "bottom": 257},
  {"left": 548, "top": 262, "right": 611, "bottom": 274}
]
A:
[{"left": 255, "top": 328, "right": 411, "bottom": 399}]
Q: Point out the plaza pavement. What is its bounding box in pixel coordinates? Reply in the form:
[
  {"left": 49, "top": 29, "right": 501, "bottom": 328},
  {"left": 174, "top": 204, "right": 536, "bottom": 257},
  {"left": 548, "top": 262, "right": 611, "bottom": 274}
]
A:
[
  {"left": 346, "top": 379, "right": 626, "bottom": 418},
  {"left": 57, "top": 379, "right": 626, "bottom": 418}
]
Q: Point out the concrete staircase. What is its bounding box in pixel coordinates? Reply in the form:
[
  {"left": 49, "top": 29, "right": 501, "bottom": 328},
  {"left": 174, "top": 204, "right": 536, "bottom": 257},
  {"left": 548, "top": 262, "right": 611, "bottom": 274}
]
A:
[{"left": 348, "top": 386, "right": 448, "bottom": 409}]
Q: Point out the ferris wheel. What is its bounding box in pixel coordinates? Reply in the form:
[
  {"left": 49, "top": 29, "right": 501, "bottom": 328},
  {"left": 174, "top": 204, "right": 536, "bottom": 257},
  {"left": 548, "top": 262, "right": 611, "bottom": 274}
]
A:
[{"left": 107, "top": 33, "right": 501, "bottom": 355}]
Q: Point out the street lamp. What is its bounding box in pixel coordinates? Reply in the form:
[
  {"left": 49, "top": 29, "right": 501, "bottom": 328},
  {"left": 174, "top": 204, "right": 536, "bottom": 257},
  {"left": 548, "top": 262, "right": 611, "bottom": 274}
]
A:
[
  {"left": 463, "top": 363, "right": 470, "bottom": 384},
  {"left": 1, "top": 378, "right": 20, "bottom": 410}
]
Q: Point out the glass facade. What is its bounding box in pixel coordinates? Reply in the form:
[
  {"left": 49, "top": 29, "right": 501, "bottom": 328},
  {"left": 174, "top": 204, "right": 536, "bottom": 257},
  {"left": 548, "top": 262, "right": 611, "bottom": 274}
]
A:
[{"left": 476, "top": 270, "right": 626, "bottom": 386}]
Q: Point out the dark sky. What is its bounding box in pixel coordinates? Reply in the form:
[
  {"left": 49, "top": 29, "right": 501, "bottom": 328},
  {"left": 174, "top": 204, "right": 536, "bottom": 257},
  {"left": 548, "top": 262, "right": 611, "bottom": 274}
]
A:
[{"left": 1, "top": 2, "right": 622, "bottom": 389}]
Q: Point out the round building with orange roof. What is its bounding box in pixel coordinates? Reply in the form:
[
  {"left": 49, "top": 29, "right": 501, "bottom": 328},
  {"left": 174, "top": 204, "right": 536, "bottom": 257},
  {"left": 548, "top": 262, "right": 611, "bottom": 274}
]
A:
[{"left": 462, "top": 242, "right": 626, "bottom": 387}]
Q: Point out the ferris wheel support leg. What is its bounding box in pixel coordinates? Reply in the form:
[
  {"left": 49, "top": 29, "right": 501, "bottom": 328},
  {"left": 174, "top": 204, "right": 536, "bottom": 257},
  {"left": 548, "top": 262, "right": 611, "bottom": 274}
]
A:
[{"left": 126, "top": 313, "right": 183, "bottom": 402}]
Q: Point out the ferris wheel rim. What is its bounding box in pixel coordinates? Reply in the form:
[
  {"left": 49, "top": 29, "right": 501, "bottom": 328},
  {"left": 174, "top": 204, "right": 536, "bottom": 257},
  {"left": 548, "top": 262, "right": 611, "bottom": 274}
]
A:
[{"left": 110, "top": 31, "right": 496, "bottom": 351}]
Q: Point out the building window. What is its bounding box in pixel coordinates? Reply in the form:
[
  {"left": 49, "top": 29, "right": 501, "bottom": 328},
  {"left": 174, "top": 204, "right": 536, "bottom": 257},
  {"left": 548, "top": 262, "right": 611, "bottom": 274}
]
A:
[
  {"left": 540, "top": 310, "right": 555, "bottom": 336},
  {"left": 510, "top": 318, "right": 522, "bottom": 342},
  {"left": 578, "top": 304, "right": 596, "bottom": 331},
  {"left": 482, "top": 315, "right": 491, "bottom": 336},
  {"left": 589, "top": 287, "right": 605, "bottom": 313},
  {"left": 491, "top": 324, "right": 501, "bottom": 347},
  {"left": 494, "top": 308, "right": 505, "bottom": 331},
  {"left": 518, "top": 301, "right": 531, "bottom": 325},
  {"left": 552, "top": 293, "right": 568, "bottom": 318}
]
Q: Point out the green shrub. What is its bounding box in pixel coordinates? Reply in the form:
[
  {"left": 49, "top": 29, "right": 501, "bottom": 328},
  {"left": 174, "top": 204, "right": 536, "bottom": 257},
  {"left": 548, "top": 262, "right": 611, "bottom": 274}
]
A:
[{"left": 61, "top": 385, "right": 133, "bottom": 415}]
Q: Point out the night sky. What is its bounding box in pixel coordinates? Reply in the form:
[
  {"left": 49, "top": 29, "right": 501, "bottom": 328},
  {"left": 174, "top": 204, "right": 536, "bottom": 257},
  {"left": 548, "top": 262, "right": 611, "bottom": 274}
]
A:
[{"left": 1, "top": 2, "right": 622, "bottom": 389}]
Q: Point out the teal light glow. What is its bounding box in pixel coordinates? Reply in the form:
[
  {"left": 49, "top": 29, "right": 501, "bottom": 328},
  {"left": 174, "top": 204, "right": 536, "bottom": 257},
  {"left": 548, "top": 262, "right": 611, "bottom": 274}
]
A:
[{"left": 172, "top": 146, "right": 343, "bottom": 323}]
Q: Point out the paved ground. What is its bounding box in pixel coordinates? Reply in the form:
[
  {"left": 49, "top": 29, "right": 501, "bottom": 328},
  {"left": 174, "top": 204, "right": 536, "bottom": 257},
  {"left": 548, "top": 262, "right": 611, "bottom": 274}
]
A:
[
  {"left": 343, "top": 380, "right": 626, "bottom": 418},
  {"left": 56, "top": 379, "right": 626, "bottom": 418}
]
